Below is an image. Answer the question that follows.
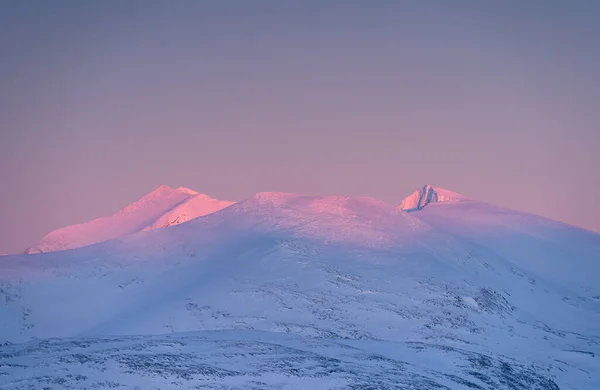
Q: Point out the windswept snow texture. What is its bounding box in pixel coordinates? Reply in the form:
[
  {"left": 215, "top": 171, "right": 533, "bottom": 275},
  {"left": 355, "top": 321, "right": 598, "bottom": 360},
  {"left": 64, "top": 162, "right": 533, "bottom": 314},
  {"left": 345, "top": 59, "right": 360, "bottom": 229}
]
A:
[
  {"left": 399, "top": 185, "right": 467, "bottom": 212},
  {"left": 2, "top": 189, "right": 600, "bottom": 389},
  {"left": 24, "top": 185, "right": 233, "bottom": 254}
]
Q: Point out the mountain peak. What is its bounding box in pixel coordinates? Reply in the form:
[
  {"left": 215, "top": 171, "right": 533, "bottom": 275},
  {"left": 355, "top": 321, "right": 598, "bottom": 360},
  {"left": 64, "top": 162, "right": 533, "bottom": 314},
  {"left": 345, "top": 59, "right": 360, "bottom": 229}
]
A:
[
  {"left": 143, "top": 185, "right": 199, "bottom": 198},
  {"left": 25, "top": 185, "right": 232, "bottom": 254},
  {"left": 175, "top": 187, "right": 199, "bottom": 195},
  {"left": 399, "top": 185, "right": 467, "bottom": 212},
  {"left": 148, "top": 184, "right": 176, "bottom": 194}
]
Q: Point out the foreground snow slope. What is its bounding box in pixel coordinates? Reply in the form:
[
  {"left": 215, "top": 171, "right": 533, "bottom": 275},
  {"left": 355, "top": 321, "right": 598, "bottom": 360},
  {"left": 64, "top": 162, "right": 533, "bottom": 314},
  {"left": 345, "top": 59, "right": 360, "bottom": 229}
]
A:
[
  {"left": 1, "top": 331, "right": 568, "bottom": 390},
  {"left": 24, "top": 185, "right": 233, "bottom": 254},
  {"left": 2, "top": 190, "right": 599, "bottom": 389}
]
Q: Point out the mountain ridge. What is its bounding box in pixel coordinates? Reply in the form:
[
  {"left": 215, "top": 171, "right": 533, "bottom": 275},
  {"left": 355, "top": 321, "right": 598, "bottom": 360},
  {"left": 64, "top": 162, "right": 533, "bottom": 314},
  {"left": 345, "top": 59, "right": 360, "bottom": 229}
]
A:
[
  {"left": 24, "top": 185, "right": 233, "bottom": 254},
  {"left": 24, "top": 184, "right": 600, "bottom": 254}
]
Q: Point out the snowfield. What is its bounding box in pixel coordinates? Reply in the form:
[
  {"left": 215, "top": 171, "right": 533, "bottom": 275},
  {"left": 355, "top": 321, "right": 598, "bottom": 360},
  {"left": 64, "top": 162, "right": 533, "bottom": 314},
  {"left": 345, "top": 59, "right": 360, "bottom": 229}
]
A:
[{"left": 1, "top": 187, "right": 599, "bottom": 389}]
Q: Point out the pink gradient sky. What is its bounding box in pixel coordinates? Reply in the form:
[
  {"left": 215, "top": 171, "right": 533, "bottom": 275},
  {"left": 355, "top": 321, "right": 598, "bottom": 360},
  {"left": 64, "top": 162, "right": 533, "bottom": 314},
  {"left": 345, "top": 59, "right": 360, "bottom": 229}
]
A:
[{"left": 1, "top": 1, "right": 599, "bottom": 254}]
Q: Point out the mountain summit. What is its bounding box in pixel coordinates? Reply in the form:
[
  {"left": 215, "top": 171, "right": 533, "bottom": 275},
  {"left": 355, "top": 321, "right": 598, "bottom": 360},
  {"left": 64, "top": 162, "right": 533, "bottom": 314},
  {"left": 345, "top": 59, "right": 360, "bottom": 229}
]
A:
[
  {"left": 399, "top": 185, "right": 467, "bottom": 212},
  {"left": 25, "top": 185, "right": 233, "bottom": 254}
]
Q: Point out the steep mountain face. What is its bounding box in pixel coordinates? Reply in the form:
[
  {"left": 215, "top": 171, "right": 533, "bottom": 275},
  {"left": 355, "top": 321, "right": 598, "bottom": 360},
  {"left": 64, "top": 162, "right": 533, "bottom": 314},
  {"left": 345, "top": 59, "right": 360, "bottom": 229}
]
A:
[
  {"left": 2, "top": 188, "right": 599, "bottom": 389},
  {"left": 399, "top": 184, "right": 467, "bottom": 211},
  {"left": 24, "top": 186, "right": 233, "bottom": 254}
]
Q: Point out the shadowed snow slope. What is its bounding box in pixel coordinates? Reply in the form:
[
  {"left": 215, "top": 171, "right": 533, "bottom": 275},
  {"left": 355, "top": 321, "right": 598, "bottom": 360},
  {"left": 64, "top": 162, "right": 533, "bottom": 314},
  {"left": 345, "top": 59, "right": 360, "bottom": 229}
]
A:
[
  {"left": 406, "top": 200, "right": 600, "bottom": 299},
  {"left": 2, "top": 190, "right": 600, "bottom": 389},
  {"left": 24, "top": 185, "right": 233, "bottom": 254}
]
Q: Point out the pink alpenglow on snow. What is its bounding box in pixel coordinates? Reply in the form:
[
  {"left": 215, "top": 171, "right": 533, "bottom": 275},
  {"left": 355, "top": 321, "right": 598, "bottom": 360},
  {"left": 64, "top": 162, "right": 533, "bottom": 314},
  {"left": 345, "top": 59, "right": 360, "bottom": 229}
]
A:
[
  {"left": 399, "top": 185, "right": 468, "bottom": 212},
  {"left": 25, "top": 186, "right": 234, "bottom": 254},
  {"left": 144, "top": 192, "right": 234, "bottom": 230}
]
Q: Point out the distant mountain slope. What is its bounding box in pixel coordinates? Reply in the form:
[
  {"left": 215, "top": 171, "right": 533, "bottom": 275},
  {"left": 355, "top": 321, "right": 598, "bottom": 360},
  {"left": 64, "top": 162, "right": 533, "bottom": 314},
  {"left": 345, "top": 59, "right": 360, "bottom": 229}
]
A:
[
  {"left": 24, "top": 185, "right": 233, "bottom": 254},
  {"left": 399, "top": 185, "right": 600, "bottom": 298}
]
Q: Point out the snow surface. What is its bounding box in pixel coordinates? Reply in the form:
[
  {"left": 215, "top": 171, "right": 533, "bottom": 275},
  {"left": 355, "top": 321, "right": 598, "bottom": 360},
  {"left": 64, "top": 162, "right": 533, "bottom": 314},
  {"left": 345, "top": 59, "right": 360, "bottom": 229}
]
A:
[
  {"left": 2, "top": 187, "right": 599, "bottom": 389},
  {"left": 24, "top": 185, "right": 233, "bottom": 254},
  {"left": 399, "top": 184, "right": 467, "bottom": 212},
  {"left": 144, "top": 193, "right": 234, "bottom": 231}
]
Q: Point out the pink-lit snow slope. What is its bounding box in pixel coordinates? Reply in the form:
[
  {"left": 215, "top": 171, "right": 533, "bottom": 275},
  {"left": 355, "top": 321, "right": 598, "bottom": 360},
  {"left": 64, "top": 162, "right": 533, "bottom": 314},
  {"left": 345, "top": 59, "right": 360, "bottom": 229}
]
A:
[
  {"left": 144, "top": 193, "right": 234, "bottom": 230},
  {"left": 25, "top": 185, "right": 233, "bottom": 254},
  {"left": 399, "top": 184, "right": 467, "bottom": 211}
]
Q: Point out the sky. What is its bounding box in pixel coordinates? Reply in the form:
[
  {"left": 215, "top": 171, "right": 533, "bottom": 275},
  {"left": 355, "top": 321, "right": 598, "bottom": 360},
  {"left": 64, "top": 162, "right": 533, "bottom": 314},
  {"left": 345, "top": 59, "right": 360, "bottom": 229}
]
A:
[{"left": 1, "top": 0, "right": 599, "bottom": 254}]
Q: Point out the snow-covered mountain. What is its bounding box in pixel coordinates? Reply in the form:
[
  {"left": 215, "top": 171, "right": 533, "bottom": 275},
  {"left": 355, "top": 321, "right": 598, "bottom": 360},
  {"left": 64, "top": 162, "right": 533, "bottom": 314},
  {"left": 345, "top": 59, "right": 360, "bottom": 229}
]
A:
[
  {"left": 2, "top": 186, "right": 599, "bottom": 389},
  {"left": 399, "top": 184, "right": 467, "bottom": 211},
  {"left": 24, "top": 185, "right": 234, "bottom": 254}
]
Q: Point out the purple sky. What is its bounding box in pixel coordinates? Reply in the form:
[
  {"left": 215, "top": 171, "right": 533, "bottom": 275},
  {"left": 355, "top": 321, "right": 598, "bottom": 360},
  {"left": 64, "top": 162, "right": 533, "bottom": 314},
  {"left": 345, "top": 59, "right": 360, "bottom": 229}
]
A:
[{"left": 1, "top": 1, "right": 599, "bottom": 254}]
